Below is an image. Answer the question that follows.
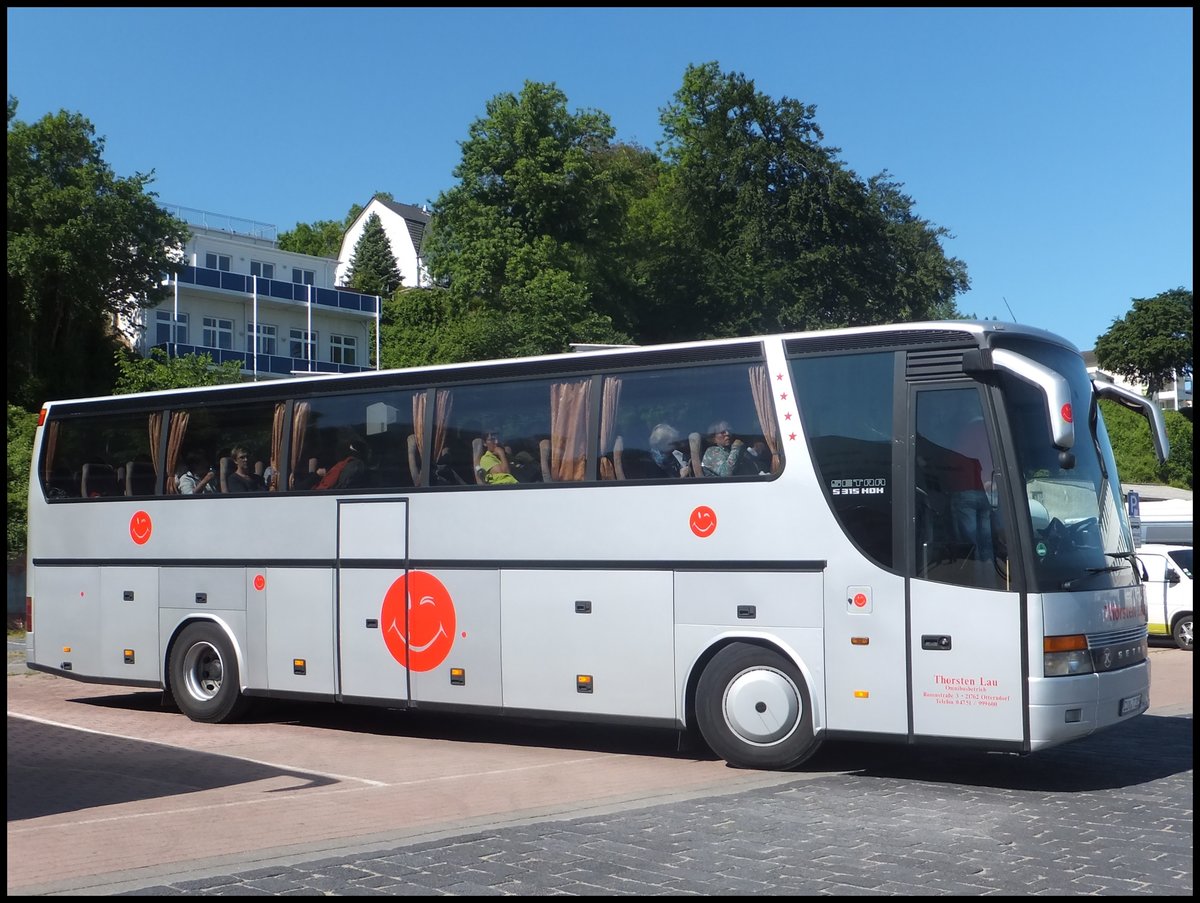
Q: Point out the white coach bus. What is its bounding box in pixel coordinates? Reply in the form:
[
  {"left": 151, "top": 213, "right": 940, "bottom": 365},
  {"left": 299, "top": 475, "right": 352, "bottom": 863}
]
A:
[{"left": 24, "top": 321, "right": 1169, "bottom": 770}]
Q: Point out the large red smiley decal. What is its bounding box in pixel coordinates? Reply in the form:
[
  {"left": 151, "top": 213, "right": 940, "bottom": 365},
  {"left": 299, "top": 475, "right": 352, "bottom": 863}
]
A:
[
  {"left": 129, "top": 511, "right": 153, "bottom": 545},
  {"left": 380, "top": 571, "right": 457, "bottom": 671},
  {"left": 690, "top": 505, "right": 717, "bottom": 538}
]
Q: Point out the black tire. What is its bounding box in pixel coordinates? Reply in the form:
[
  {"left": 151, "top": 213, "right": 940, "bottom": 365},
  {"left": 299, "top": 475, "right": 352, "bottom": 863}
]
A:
[
  {"left": 1172, "top": 614, "right": 1193, "bottom": 652},
  {"left": 168, "top": 621, "right": 250, "bottom": 723},
  {"left": 695, "top": 642, "right": 819, "bottom": 770}
]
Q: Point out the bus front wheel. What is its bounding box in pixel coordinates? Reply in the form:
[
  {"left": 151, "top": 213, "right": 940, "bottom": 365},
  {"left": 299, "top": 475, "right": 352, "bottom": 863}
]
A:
[
  {"left": 169, "top": 622, "right": 250, "bottom": 723},
  {"left": 695, "top": 642, "right": 818, "bottom": 770}
]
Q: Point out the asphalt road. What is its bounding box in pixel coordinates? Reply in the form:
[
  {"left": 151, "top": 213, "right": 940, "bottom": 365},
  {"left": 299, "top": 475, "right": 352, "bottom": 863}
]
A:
[{"left": 6, "top": 642, "right": 1192, "bottom": 897}]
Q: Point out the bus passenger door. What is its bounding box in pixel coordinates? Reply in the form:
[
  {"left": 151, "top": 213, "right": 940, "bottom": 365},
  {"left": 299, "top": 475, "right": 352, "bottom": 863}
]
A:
[
  {"left": 337, "top": 499, "right": 410, "bottom": 703},
  {"left": 908, "top": 384, "right": 1025, "bottom": 746}
]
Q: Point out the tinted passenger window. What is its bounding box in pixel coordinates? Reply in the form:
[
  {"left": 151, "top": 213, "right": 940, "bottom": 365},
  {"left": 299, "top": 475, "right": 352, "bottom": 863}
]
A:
[
  {"left": 40, "top": 410, "right": 163, "bottom": 499},
  {"left": 600, "top": 363, "right": 780, "bottom": 481},
  {"left": 791, "top": 353, "right": 894, "bottom": 567},
  {"left": 293, "top": 390, "right": 418, "bottom": 491}
]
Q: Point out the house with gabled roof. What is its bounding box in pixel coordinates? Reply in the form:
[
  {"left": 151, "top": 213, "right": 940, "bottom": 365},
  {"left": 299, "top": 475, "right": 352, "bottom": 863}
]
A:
[{"left": 335, "top": 196, "right": 432, "bottom": 290}]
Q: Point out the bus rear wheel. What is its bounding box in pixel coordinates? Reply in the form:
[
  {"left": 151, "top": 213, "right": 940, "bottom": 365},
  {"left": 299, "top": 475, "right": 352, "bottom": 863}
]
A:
[
  {"left": 695, "top": 642, "right": 818, "bottom": 770},
  {"left": 169, "top": 622, "right": 250, "bottom": 723}
]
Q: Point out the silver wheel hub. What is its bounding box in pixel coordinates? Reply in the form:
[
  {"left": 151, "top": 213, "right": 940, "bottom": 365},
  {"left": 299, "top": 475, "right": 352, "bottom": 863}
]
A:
[
  {"left": 722, "top": 666, "right": 802, "bottom": 745},
  {"left": 182, "top": 641, "right": 224, "bottom": 701}
]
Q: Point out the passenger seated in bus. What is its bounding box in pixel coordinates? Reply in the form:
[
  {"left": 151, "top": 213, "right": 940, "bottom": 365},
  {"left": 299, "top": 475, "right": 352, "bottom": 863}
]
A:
[
  {"left": 625, "top": 423, "right": 691, "bottom": 479},
  {"left": 744, "top": 439, "right": 772, "bottom": 475},
  {"left": 291, "top": 457, "right": 324, "bottom": 491},
  {"left": 508, "top": 444, "right": 541, "bottom": 483},
  {"left": 315, "top": 437, "right": 368, "bottom": 490},
  {"left": 432, "top": 447, "right": 467, "bottom": 485},
  {"left": 175, "top": 454, "right": 216, "bottom": 495},
  {"left": 477, "top": 427, "right": 518, "bottom": 485},
  {"left": 701, "top": 420, "right": 755, "bottom": 477},
  {"left": 226, "top": 446, "right": 266, "bottom": 492}
]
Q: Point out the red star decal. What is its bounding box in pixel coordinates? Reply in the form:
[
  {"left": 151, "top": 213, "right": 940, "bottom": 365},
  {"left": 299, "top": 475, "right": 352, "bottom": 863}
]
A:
[
  {"left": 779, "top": 393, "right": 788, "bottom": 401},
  {"left": 788, "top": 432, "right": 797, "bottom": 441},
  {"left": 776, "top": 372, "right": 784, "bottom": 381},
  {"left": 784, "top": 412, "right": 792, "bottom": 420}
]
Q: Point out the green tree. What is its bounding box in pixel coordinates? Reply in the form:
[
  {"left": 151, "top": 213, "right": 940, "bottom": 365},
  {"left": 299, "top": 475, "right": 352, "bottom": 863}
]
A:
[
  {"left": 1093, "top": 288, "right": 1193, "bottom": 395},
  {"left": 1100, "top": 399, "right": 1192, "bottom": 490},
  {"left": 344, "top": 212, "right": 402, "bottom": 298},
  {"left": 7, "top": 97, "right": 189, "bottom": 409},
  {"left": 277, "top": 193, "right": 395, "bottom": 258},
  {"left": 638, "top": 63, "right": 967, "bottom": 342},
  {"left": 417, "top": 81, "right": 635, "bottom": 362},
  {"left": 112, "top": 347, "right": 244, "bottom": 394},
  {"left": 7, "top": 403, "right": 38, "bottom": 557},
  {"left": 276, "top": 219, "right": 345, "bottom": 258}
]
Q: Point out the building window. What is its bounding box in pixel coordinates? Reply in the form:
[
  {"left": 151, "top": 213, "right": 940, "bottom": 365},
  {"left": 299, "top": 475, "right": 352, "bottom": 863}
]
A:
[
  {"left": 204, "top": 253, "right": 231, "bottom": 272},
  {"left": 290, "top": 328, "right": 317, "bottom": 361},
  {"left": 292, "top": 268, "right": 315, "bottom": 285},
  {"left": 250, "top": 260, "right": 275, "bottom": 280},
  {"left": 154, "top": 309, "right": 189, "bottom": 344},
  {"left": 202, "top": 316, "right": 233, "bottom": 350},
  {"left": 247, "top": 323, "right": 277, "bottom": 356},
  {"left": 330, "top": 335, "right": 357, "bottom": 366}
]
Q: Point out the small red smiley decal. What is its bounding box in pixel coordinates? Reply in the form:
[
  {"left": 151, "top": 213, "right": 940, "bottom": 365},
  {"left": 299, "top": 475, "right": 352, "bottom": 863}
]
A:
[
  {"left": 690, "top": 506, "right": 717, "bottom": 538},
  {"left": 381, "top": 571, "right": 457, "bottom": 672},
  {"left": 129, "top": 511, "right": 153, "bottom": 545}
]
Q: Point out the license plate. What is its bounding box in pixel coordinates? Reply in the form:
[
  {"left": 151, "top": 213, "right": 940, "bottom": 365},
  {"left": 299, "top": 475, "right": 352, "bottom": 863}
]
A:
[{"left": 1119, "top": 694, "right": 1142, "bottom": 716}]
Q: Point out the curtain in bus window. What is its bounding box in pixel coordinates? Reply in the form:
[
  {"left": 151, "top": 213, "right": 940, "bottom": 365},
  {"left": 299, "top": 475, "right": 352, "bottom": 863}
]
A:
[
  {"left": 269, "top": 403, "right": 285, "bottom": 491},
  {"left": 550, "top": 379, "right": 590, "bottom": 481},
  {"left": 164, "top": 412, "right": 186, "bottom": 495},
  {"left": 290, "top": 401, "right": 311, "bottom": 487},
  {"left": 433, "top": 389, "right": 452, "bottom": 465},
  {"left": 749, "top": 365, "right": 782, "bottom": 474},
  {"left": 412, "top": 393, "right": 426, "bottom": 485},
  {"left": 599, "top": 376, "right": 622, "bottom": 481}
]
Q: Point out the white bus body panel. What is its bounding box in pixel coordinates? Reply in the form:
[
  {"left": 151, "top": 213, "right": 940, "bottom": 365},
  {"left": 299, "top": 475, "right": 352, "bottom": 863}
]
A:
[
  {"left": 909, "top": 580, "right": 1024, "bottom": 742},
  {"left": 100, "top": 567, "right": 160, "bottom": 683},
  {"left": 408, "top": 569, "right": 503, "bottom": 708},
  {"left": 338, "top": 500, "right": 408, "bottom": 702},
  {"left": 501, "top": 569, "right": 675, "bottom": 718}
]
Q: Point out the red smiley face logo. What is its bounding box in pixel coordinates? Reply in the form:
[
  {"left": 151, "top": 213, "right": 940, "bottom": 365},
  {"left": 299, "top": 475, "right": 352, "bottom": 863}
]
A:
[
  {"left": 690, "top": 506, "right": 717, "bottom": 538},
  {"left": 129, "top": 511, "right": 153, "bottom": 545},
  {"left": 380, "top": 571, "right": 456, "bottom": 672}
]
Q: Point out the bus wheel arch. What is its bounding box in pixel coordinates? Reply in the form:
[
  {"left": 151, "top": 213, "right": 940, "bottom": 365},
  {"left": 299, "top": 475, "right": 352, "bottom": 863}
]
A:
[
  {"left": 1171, "top": 612, "right": 1193, "bottom": 651},
  {"left": 690, "top": 639, "right": 821, "bottom": 770},
  {"left": 166, "top": 618, "right": 251, "bottom": 723}
]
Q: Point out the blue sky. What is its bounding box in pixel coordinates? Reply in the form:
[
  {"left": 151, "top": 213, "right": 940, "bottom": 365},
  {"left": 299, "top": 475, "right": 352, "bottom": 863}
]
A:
[{"left": 7, "top": 8, "right": 1192, "bottom": 352}]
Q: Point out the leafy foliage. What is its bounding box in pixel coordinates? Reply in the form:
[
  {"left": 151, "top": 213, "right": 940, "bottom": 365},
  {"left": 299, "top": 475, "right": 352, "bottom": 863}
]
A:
[
  {"left": 7, "top": 97, "right": 189, "bottom": 409},
  {"left": 1100, "top": 399, "right": 1193, "bottom": 490},
  {"left": 416, "top": 81, "right": 635, "bottom": 363},
  {"left": 637, "top": 63, "right": 968, "bottom": 342},
  {"left": 7, "top": 404, "right": 38, "bottom": 557},
  {"left": 344, "top": 212, "right": 402, "bottom": 298},
  {"left": 113, "top": 347, "right": 245, "bottom": 395},
  {"left": 1093, "top": 288, "right": 1193, "bottom": 395},
  {"left": 276, "top": 219, "right": 345, "bottom": 258}
]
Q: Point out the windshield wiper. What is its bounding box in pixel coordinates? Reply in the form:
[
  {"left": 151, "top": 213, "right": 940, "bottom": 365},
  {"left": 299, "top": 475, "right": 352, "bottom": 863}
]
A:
[
  {"left": 1106, "top": 551, "right": 1136, "bottom": 559},
  {"left": 1061, "top": 565, "right": 1127, "bottom": 591}
]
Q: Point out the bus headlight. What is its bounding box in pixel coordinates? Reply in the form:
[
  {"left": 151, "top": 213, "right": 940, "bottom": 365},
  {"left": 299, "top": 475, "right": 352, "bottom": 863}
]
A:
[{"left": 1043, "top": 635, "right": 1094, "bottom": 677}]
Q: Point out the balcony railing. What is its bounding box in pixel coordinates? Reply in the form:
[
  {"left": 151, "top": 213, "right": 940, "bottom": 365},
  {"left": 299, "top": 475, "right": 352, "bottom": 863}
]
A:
[
  {"left": 153, "top": 342, "right": 373, "bottom": 376},
  {"left": 169, "top": 266, "right": 380, "bottom": 316}
]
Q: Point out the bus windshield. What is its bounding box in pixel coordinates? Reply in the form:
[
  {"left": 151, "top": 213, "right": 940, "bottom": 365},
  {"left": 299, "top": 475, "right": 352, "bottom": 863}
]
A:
[{"left": 997, "top": 339, "right": 1135, "bottom": 594}]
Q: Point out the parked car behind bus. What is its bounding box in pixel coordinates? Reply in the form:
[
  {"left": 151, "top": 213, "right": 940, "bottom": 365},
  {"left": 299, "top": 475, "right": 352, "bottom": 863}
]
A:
[{"left": 1138, "top": 543, "right": 1193, "bottom": 650}]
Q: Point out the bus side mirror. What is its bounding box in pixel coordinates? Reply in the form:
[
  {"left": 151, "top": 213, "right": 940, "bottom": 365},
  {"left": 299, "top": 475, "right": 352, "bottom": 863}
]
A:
[{"left": 1167, "top": 568, "right": 1181, "bottom": 586}]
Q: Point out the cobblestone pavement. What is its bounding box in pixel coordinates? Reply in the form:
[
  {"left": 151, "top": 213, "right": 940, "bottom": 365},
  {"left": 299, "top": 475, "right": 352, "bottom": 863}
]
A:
[{"left": 116, "top": 711, "right": 1191, "bottom": 897}]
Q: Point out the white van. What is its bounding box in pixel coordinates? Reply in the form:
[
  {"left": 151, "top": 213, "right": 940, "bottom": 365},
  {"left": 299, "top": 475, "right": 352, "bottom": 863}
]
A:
[{"left": 1137, "top": 543, "right": 1193, "bottom": 650}]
